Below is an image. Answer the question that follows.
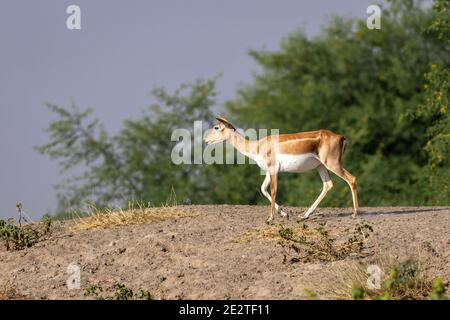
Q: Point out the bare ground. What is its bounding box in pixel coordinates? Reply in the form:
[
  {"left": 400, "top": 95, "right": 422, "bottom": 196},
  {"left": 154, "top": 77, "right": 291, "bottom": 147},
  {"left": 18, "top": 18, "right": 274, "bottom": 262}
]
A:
[{"left": 0, "top": 205, "right": 449, "bottom": 300}]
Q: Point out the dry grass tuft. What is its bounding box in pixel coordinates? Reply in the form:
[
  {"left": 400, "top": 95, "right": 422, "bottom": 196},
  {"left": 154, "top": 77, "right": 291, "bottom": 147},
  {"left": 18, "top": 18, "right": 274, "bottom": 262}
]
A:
[
  {"left": 321, "top": 254, "right": 446, "bottom": 300},
  {"left": 234, "top": 221, "right": 373, "bottom": 263},
  {"left": 319, "top": 259, "right": 387, "bottom": 299},
  {"left": 71, "top": 206, "right": 199, "bottom": 232},
  {"left": 233, "top": 225, "right": 281, "bottom": 243}
]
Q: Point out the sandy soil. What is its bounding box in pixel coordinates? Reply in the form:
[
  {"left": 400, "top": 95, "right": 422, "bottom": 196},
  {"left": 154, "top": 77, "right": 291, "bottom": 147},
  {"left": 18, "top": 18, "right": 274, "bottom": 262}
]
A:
[{"left": 0, "top": 205, "right": 449, "bottom": 299}]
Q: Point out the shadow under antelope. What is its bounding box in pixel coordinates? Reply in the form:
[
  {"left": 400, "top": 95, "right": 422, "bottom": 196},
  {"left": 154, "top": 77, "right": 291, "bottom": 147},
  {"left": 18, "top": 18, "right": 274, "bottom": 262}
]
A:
[{"left": 204, "top": 117, "right": 358, "bottom": 223}]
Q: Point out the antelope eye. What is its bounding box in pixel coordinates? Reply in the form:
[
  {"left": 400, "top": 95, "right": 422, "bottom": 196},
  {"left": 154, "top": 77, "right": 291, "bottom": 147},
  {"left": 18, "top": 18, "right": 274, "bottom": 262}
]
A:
[{"left": 214, "top": 126, "right": 219, "bottom": 130}]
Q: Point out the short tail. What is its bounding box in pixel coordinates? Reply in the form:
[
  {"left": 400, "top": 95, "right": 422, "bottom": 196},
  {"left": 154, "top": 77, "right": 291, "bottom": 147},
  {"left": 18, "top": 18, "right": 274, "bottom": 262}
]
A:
[
  {"left": 341, "top": 137, "right": 348, "bottom": 155},
  {"left": 339, "top": 137, "right": 348, "bottom": 164}
]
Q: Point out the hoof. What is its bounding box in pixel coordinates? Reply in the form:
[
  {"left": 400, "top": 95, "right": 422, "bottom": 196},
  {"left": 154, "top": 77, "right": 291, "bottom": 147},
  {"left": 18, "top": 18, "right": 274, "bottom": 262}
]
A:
[
  {"left": 302, "top": 210, "right": 312, "bottom": 219},
  {"left": 279, "top": 208, "right": 289, "bottom": 219},
  {"left": 299, "top": 214, "right": 309, "bottom": 221},
  {"left": 266, "top": 218, "right": 274, "bottom": 224}
]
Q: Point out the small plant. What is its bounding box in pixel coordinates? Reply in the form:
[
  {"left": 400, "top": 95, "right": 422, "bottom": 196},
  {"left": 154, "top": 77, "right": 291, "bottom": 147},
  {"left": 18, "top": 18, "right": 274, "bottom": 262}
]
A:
[
  {"left": 351, "top": 284, "right": 365, "bottom": 300},
  {"left": 84, "top": 284, "right": 104, "bottom": 299},
  {"left": 345, "top": 222, "right": 373, "bottom": 251},
  {"left": 113, "top": 283, "right": 134, "bottom": 300},
  {"left": 84, "top": 283, "right": 153, "bottom": 300},
  {"left": 235, "top": 220, "right": 373, "bottom": 263},
  {"left": 278, "top": 221, "right": 373, "bottom": 263},
  {"left": 429, "top": 277, "right": 449, "bottom": 300},
  {"left": 373, "top": 259, "right": 431, "bottom": 300},
  {"left": 137, "top": 289, "right": 153, "bottom": 300},
  {"left": 278, "top": 226, "right": 294, "bottom": 240},
  {"left": 304, "top": 289, "right": 319, "bottom": 300},
  {"left": 0, "top": 204, "right": 52, "bottom": 250},
  {"left": 343, "top": 258, "right": 448, "bottom": 300}
]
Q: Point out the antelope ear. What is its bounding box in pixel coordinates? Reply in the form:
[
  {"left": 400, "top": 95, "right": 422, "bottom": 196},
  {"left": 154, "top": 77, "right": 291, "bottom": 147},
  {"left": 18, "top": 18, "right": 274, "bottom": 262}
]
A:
[{"left": 216, "top": 116, "right": 236, "bottom": 131}]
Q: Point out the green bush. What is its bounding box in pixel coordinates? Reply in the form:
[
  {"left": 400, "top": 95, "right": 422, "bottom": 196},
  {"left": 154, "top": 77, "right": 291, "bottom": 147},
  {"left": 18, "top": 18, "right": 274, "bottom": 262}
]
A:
[
  {"left": 0, "top": 215, "right": 52, "bottom": 250},
  {"left": 84, "top": 283, "right": 153, "bottom": 300}
]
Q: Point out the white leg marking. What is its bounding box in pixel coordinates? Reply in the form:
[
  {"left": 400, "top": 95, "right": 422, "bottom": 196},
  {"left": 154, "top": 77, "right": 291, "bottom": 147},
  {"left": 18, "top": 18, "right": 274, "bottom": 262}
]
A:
[
  {"left": 304, "top": 166, "right": 333, "bottom": 218},
  {"left": 261, "top": 173, "right": 287, "bottom": 217}
]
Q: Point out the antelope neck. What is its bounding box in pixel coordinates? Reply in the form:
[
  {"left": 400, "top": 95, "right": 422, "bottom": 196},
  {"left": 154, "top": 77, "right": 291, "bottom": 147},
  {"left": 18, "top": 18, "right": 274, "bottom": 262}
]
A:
[{"left": 229, "top": 131, "right": 260, "bottom": 160}]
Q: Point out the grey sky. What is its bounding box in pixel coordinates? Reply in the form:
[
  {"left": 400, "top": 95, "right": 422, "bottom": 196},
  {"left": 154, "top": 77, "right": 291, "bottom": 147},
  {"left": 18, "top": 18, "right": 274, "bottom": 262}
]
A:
[{"left": 0, "top": 0, "right": 378, "bottom": 220}]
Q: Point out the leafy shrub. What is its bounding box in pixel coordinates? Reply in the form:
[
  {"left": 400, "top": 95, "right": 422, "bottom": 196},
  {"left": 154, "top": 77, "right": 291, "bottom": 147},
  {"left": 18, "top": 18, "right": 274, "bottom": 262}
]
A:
[
  {"left": 429, "top": 277, "right": 449, "bottom": 300},
  {"left": 0, "top": 214, "right": 52, "bottom": 250},
  {"left": 84, "top": 283, "right": 153, "bottom": 300},
  {"left": 348, "top": 259, "right": 448, "bottom": 300},
  {"left": 278, "top": 226, "right": 294, "bottom": 240},
  {"left": 279, "top": 221, "right": 373, "bottom": 263}
]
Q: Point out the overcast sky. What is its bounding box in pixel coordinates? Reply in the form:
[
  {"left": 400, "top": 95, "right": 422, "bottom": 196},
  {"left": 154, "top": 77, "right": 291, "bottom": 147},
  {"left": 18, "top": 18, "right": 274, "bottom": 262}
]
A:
[{"left": 0, "top": 0, "right": 381, "bottom": 220}]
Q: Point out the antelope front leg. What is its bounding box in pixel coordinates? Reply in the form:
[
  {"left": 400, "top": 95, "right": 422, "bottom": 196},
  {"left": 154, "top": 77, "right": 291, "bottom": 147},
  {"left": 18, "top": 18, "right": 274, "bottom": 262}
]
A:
[
  {"left": 267, "top": 173, "right": 278, "bottom": 223},
  {"left": 261, "top": 173, "right": 288, "bottom": 218}
]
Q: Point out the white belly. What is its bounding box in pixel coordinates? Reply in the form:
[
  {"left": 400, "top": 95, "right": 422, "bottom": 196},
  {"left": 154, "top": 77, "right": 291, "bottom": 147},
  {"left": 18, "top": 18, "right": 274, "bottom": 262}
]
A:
[
  {"left": 276, "top": 153, "right": 321, "bottom": 173},
  {"left": 251, "top": 154, "right": 268, "bottom": 171}
]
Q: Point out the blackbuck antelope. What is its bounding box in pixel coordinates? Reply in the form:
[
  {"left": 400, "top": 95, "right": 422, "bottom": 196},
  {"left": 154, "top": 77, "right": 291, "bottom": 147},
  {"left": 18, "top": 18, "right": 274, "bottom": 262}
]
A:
[{"left": 204, "top": 117, "right": 359, "bottom": 223}]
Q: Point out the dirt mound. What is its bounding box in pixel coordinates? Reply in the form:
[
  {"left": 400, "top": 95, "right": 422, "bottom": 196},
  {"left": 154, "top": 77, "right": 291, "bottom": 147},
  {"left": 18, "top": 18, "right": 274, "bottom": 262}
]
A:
[{"left": 0, "top": 206, "right": 449, "bottom": 299}]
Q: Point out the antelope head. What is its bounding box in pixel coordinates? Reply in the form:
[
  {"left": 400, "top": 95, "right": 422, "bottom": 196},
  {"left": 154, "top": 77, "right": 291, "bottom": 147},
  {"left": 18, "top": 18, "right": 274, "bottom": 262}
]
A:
[{"left": 204, "top": 116, "right": 236, "bottom": 145}]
